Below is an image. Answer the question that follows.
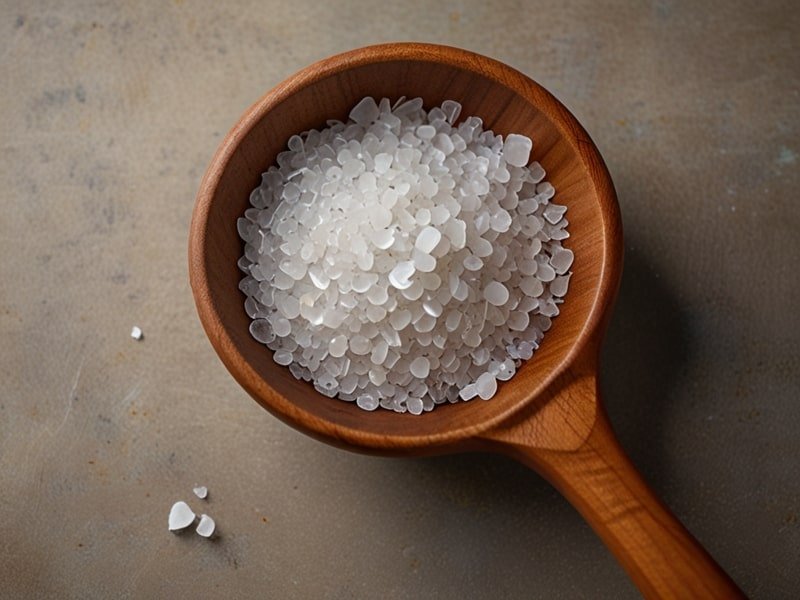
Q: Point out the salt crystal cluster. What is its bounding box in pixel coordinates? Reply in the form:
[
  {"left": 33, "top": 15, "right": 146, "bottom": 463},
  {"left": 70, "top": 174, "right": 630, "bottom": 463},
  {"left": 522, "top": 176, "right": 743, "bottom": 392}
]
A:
[{"left": 237, "top": 96, "right": 573, "bottom": 415}]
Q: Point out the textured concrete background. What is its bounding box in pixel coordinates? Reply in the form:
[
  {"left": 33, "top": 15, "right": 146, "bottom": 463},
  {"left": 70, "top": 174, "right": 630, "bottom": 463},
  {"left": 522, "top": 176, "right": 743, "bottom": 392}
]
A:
[{"left": 1, "top": 1, "right": 798, "bottom": 598}]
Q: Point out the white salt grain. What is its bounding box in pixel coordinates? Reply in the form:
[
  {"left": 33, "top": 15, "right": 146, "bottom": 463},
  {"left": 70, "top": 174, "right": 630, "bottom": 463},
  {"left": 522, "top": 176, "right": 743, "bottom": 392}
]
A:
[
  {"left": 196, "top": 514, "right": 216, "bottom": 538},
  {"left": 238, "top": 96, "right": 571, "bottom": 415},
  {"left": 131, "top": 326, "right": 143, "bottom": 340},
  {"left": 484, "top": 282, "right": 509, "bottom": 306},
  {"left": 168, "top": 501, "right": 195, "bottom": 532},
  {"left": 503, "top": 134, "right": 533, "bottom": 167},
  {"left": 193, "top": 486, "right": 208, "bottom": 500}
]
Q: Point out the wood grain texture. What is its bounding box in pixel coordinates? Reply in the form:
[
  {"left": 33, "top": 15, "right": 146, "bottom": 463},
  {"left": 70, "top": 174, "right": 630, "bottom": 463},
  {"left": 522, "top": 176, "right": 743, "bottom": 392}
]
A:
[{"left": 189, "top": 43, "right": 743, "bottom": 598}]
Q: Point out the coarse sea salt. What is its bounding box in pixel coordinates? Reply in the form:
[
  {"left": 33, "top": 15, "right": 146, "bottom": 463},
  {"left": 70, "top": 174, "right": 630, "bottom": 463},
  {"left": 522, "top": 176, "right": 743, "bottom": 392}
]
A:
[{"left": 237, "top": 96, "right": 573, "bottom": 415}]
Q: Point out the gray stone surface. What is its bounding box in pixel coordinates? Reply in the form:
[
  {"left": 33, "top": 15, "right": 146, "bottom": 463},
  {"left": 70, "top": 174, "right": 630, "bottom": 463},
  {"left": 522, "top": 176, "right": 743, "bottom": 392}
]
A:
[{"left": 1, "top": 1, "right": 798, "bottom": 598}]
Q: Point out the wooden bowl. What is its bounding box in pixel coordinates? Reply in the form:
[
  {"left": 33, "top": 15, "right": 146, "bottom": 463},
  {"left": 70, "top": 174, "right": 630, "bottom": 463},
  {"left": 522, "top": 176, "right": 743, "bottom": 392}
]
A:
[{"left": 190, "top": 43, "right": 742, "bottom": 598}]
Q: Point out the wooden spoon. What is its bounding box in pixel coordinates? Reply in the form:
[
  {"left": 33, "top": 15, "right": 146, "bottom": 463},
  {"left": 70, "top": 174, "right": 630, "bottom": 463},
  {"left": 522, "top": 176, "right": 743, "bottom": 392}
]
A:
[{"left": 189, "top": 43, "right": 744, "bottom": 599}]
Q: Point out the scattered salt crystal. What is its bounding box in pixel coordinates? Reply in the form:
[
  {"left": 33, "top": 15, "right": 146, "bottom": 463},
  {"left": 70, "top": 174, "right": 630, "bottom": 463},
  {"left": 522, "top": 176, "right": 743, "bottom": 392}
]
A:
[
  {"left": 168, "top": 501, "right": 195, "bottom": 531},
  {"left": 196, "top": 514, "right": 216, "bottom": 538},
  {"left": 130, "top": 326, "right": 143, "bottom": 340},
  {"left": 193, "top": 486, "right": 208, "bottom": 500},
  {"left": 238, "top": 96, "right": 571, "bottom": 414}
]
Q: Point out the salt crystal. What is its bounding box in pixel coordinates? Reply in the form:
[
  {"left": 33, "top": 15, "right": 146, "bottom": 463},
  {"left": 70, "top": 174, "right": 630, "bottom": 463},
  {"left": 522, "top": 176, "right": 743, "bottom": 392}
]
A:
[
  {"left": 349, "top": 96, "right": 380, "bottom": 126},
  {"left": 550, "top": 274, "right": 572, "bottom": 297},
  {"left": 407, "top": 397, "right": 424, "bottom": 415},
  {"left": 503, "top": 134, "right": 533, "bottom": 167},
  {"left": 475, "top": 372, "right": 498, "bottom": 400},
  {"left": 550, "top": 248, "right": 574, "bottom": 274},
  {"left": 356, "top": 394, "right": 379, "bottom": 411},
  {"left": 415, "top": 226, "right": 442, "bottom": 254},
  {"left": 193, "top": 486, "right": 208, "bottom": 500},
  {"left": 168, "top": 501, "right": 195, "bottom": 531},
  {"left": 130, "top": 326, "right": 143, "bottom": 340},
  {"left": 196, "top": 514, "right": 216, "bottom": 538},
  {"left": 484, "top": 282, "right": 509, "bottom": 306},
  {"left": 410, "top": 357, "right": 430, "bottom": 378},
  {"left": 459, "top": 383, "right": 478, "bottom": 400}
]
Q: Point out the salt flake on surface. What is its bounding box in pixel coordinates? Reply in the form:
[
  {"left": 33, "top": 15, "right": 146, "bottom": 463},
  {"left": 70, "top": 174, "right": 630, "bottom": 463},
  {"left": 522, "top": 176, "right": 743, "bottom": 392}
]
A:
[
  {"left": 168, "top": 501, "right": 195, "bottom": 532},
  {"left": 196, "top": 514, "right": 216, "bottom": 538}
]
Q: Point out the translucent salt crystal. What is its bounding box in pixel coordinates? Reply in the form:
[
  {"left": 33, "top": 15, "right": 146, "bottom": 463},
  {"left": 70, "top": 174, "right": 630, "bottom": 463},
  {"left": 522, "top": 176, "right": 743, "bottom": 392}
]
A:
[
  {"left": 463, "top": 255, "right": 483, "bottom": 271},
  {"left": 422, "top": 299, "right": 442, "bottom": 318},
  {"left": 474, "top": 237, "right": 495, "bottom": 258},
  {"left": 374, "top": 153, "right": 393, "bottom": 173},
  {"left": 445, "top": 219, "right": 466, "bottom": 249},
  {"left": 453, "top": 280, "right": 469, "bottom": 301},
  {"left": 496, "top": 359, "right": 516, "bottom": 381},
  {"left": 356, "top": 394, "right": 379, "bottom": 411},
  {"left": 389, "top": 309, "right": 412, "bottom": 330},
  {"left": 490, "top": 209, "right": 512, "bottom": 233},
  {"left": 507, "top": 311, "right": 530, "bottom": 332},
  {"left": 459, "top": 384, "right": 478, "bottom": 400},
  {"left": 371, "top": 341, "right": 389, "bottom": 365},
  {"left": 410, "top": 357, "right": 430, "bottom": 378},
  {"left": 388, "top": 261, "right": 415, "bottom": 289},
  {"left": 475, "top": 372, "right": 498, "bottom": 400},
  {"left": 503, "top": 134, "right": 532, "bottom": 167},
  {"left": 517, "top": 341, "right": 534, "bottom": 360},
  {"left": 550, "top": 248, "right": 574, "bottom": 274},
  {"left": 441, "top": 99, "right": 462, "bottom": 124},
  {"left": 366, "top": 305, "right": 386, "bottom": 323},
  {"left": 543, "top": 203, "right": 567, "bottom": 224},
  {"left": 445, "top": 311, "right": 462, "bottom": 332},
  {"left": 273, "top": 349, "right": 293, "bottom": 366},
  {"left": 550, "top": 274, "right": 571, "bottom": 297},
  {"left": 272, "top": 316, "right": 291, "bottom": 337},
  {"left": 329, "top": 334, "right": 348, "bottom": 357},
  {"left": 537, "top": 263, "right": 556, "bottom": 282},
  {"left": 521, "top": 276, "right": 544, "bottom": 297},
  {"left": 413, "top": 315, "right": 436, "bottom": 333},
  {"left": 416, "top": 125, "right": 436, "bottom": 140},
  {"left": 369, "top": 368, "right": 387, "bottom": 386},
  {"left": 537, "top": 182, "right": 556, "bottom": 200},
  {"left": 370, "top": 228, "right": 395, "bottom": 250},
  {"left": 249, "top": 319, "right": 274, "bottom": 343},
  {"left": 366, "top": 284, "right": 389, "bottom": 306},
  {"left": 415, "top": 226, "right": 442, "bottom": 254},
  {"left": 369, "top": 205, "right": 393, "bottom": 229},
  {"left": 349, "top": 96, "right": 380, "bottom": 126},
  {"left": 350, "top": 335, "right": 371, "bottom": 355},
  {"left": 130, "top": 326, "right": 143, "bottom": 340},
  {"left": 279, "top": 259, "right": 307, "bottom": 280},
  {"left": 484, "top": 282, "right": 509, "bottom": 306},
  {"left": 168, "top": 501, "right": 195, "bottom": 531},
  {"left": 356, "top": 251, "right": 374, "bottom": 271},
  {"left": 412, "top": 250, "right": 436, "bottom": 273},
  {"left": 407, "top": 397, "right": 424, "bottom": 415}
]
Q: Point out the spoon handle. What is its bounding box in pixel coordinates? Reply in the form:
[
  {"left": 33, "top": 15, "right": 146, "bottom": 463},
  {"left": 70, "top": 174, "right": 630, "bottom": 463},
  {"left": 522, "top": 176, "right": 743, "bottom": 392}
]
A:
[{"left": 506, "top": 407, "right": 745, "bottom": 599}]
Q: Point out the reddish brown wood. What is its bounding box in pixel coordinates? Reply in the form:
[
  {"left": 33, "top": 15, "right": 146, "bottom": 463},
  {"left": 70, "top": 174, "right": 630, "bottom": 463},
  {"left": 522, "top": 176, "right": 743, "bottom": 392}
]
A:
[{"left": 189, "top": 43, "right": 744, "bottom": 598}]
